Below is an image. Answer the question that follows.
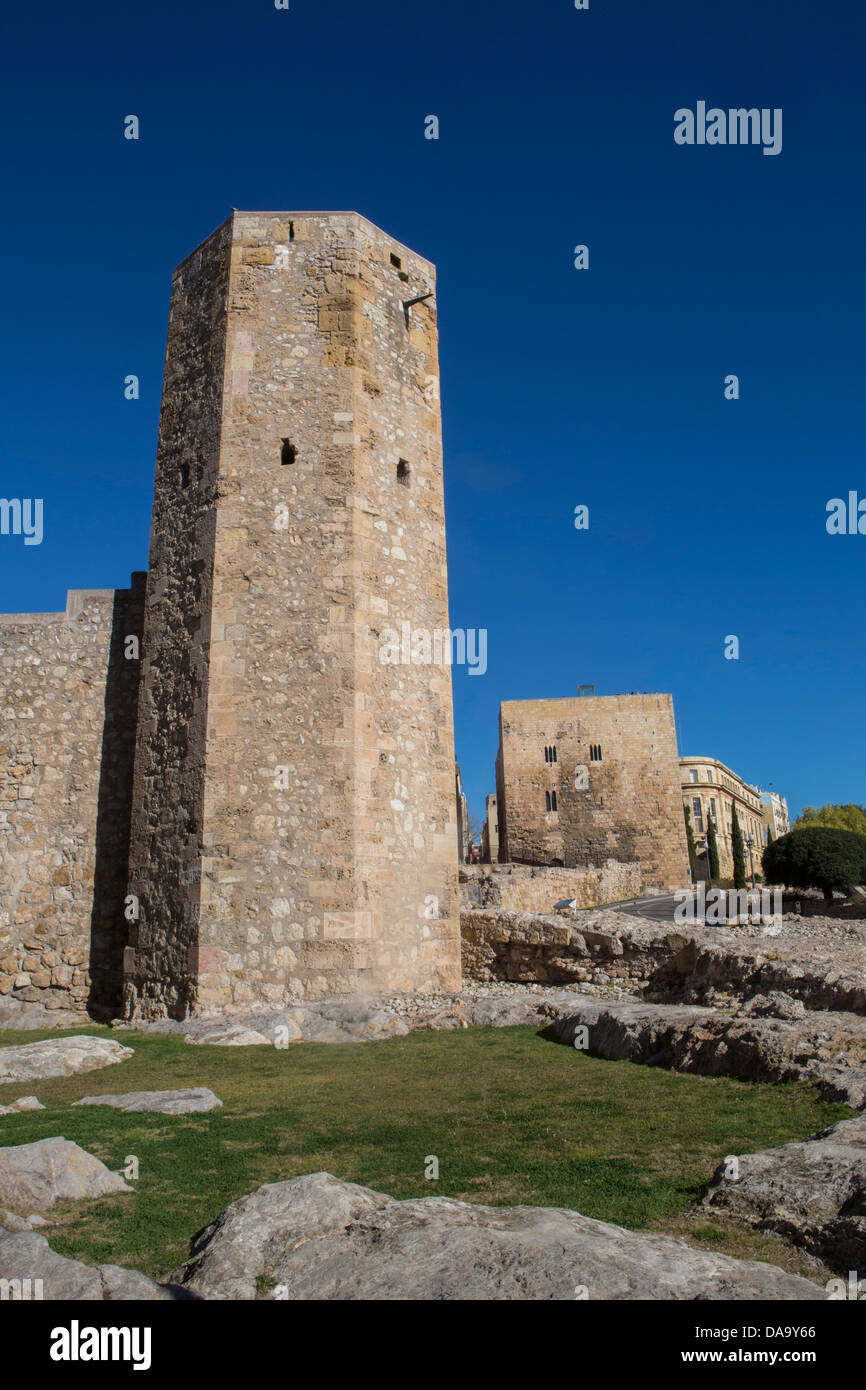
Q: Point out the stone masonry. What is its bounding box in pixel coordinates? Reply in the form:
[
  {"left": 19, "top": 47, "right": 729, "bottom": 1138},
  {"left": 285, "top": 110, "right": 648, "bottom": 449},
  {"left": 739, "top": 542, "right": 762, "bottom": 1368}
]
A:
[
  {"left": 495, "top": 694, "right": 689, "bottom": 893},
  {"left": 0, "top": 212, "right": 460, "bottom": 1020},
  {"left": 0, "top": 580, "right": 145, "bottom": 1017},
  {"left": 125, "top": 211, "right": 459, "bottom": 1016}
]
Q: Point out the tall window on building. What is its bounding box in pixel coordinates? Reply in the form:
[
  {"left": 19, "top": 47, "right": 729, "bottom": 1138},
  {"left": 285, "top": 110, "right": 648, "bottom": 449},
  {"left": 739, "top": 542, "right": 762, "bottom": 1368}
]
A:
[
  {"left": 551, "top": 789, "right": 557, "bottom": 812},
  {"left": 692, "top": 796, "right": 703, "bottom": 832},
  {"left": 545, "top": 791, "right": 551, "bottom": 812},
  {"left": 544, "top": 745, "right": 558, "bottom": 763},
  {"left": 689, "top": 769, "right": 699, "bottom": 783},
  {"left": 589, "top": 744, "right": 602, "bottom": 762},
  {"left": 706, "top": 770, "right": 714, "bottom": 783}
]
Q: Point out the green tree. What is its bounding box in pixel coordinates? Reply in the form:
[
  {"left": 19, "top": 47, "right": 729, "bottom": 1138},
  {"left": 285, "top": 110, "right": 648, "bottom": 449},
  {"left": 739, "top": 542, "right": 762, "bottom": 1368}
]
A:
[
  {"left": 795, "top": 803, "right": 866, "bottom": 836},
  {"left": 706, "top": 811, "right": 721, "bottom": 881},
  {"left": 731, "top": 805, "right": 747, "bottom": 890},
  {"left": 683, "top": 804, "right": 697, "bottom": 878},
  {"left": 763, "top": 826, "right": 866, "bottom": 902}
]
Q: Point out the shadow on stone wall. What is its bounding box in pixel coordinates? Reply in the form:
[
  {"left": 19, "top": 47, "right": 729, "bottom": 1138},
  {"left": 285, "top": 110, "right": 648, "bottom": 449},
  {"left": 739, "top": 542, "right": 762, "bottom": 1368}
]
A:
[{"left": 87, "top": 573, "right": 146, "bottom": 1019}]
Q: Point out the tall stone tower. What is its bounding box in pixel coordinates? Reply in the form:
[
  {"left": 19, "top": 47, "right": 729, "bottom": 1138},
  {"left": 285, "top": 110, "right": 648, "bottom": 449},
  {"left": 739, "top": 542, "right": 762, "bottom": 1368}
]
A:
[{"left": 125, "top": 212, "right": 460, "bottom": 1018}]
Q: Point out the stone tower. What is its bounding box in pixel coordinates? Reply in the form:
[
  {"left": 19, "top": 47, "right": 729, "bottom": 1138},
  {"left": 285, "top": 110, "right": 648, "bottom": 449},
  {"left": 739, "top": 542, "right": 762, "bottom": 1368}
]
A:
[{"left": 125, "top": 212, "right": 460, "bottom": 1018}]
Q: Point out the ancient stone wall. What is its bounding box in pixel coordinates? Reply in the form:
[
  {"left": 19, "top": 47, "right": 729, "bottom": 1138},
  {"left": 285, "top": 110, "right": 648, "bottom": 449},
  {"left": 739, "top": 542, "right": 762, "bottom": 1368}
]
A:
[
  {"left": 125, "top": 211, "right": 459, "bottom": 1017},
  {"left": 496, "top": 694, "right": 689, "bottom": 892},
  {"left": 0, "top": 579, "right": 144, "bottom": 1016},
  {"left": 460, "top": 861, "right": 641, "bottom": 913}
]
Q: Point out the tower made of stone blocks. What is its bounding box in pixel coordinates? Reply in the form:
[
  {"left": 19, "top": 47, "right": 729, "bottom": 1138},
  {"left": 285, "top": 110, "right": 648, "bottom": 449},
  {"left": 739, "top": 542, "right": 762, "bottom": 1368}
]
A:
[{"left": 125, "top": 211, "right": 460, "bottom": 1018}]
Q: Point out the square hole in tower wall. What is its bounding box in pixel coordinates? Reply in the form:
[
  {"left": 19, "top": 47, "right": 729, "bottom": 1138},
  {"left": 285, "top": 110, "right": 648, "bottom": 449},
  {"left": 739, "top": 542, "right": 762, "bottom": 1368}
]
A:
[
  {"left": 397, "top": 459, "right": 410, "bottom": 486},
  {"left": 281, "top": 439, "right": 297, "bottom": 466}
]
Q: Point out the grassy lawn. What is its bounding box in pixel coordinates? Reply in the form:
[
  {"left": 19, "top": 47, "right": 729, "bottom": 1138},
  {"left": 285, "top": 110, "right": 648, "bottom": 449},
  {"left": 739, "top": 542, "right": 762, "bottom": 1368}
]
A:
[{"left": 0, "top": 1023, "right": 851, "bottom": 1282}]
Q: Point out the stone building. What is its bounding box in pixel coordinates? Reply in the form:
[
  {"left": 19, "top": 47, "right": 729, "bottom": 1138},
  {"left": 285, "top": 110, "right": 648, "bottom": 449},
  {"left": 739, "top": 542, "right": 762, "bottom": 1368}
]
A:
[
  {"left": 455, "top": 765, "right": 469, "bottom": 864},
  {"left": 760, "top": 790, "right": 790, "bottom": 843},
  {"left": 0, "top": 211, "right": 460, "bottom": 1019},
  {"left": 481, "top": 792, "right": 499, "bottom": 862},
  {"left": 680, "top": 756, "right": 765, "bottom": 879},
  {"left": 495, "top": 694, "right": 689, "bottom": 893}
]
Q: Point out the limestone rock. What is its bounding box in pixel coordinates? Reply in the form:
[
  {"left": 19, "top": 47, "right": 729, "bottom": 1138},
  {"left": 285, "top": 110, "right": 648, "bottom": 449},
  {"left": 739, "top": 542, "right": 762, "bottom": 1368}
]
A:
[
  {"left": 0, "top": 1035, "right": 133, "bottom": 1083},
  {"left": 703, "top": 1115, "right": 866, "bottom": 1270},
  {"left": 173, "top": 1171, "right": 824, "bottom": 1301},
  {"left": 0, "top": 1095, "right": 44, "bottom": 1115},
  {"left": 186, "top": 1026, "right": 271, "bottom": 1047},
  {"left": 0, "top": 1228, "right": 183, "bottom": 1299},
  {"left": 738, "top": 991, "right": 807, "bottom": 1021},
  {"left": 0, "top": 1137, "right": 131, "bottom": 1211},
  {"left": 0, "top": 997, "right": 91, "bottom": 1032},
  {"left": 552, "top": 995, "right": 866, "bottom": 1110},
  {"left": 73, "top": 1088, "right": 223, "bottom": 1115}
]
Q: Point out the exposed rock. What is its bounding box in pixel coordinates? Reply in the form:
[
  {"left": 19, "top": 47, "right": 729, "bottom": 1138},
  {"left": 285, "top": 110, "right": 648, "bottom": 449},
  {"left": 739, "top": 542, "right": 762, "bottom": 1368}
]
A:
[
  {"left": 185, "top": 1024, "right": 273, "bottom": 1046},
  {"left": 552, "top": 995, "right": 866, "bottom": 1109},
  {"left": 0, "top": 1228, "right": 183, "bottom": 1299},
  {"left": 172, "top": 1171, "right": 823, "bottom": 1300},
  {"left": 738, "top": 991, "right": 807, "bottom": 1021},
  {"left": 703, "top": 1115, "right": 866, "bottom": 1271},
  {"left": 461, "top": 905, "right": 866, "bottom": 1016},
  {"left": 0, "top": 997, "right": 91, "bottom": 1032},
  {"left": 0, "top": 1095, "right": 44, "bottom": 1115},
  {"left": 73, "top": 1088, "right": 223, "bottom": 1115},
  {"left": 0, "top": 1138, "right": 131, "bottom": 1211},
  {"left": 0, "top": 1035, "right": 133, "bottom": 1083}
]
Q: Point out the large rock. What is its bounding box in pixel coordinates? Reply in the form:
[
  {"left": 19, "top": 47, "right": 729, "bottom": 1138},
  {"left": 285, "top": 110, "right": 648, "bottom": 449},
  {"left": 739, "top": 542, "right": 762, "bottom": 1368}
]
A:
[
  {"left": 0, "top": 1138, "right": 132, "bottom": 1211},
  {"left": 703, "top": 1115, "right": 866, "bottom": 1270},
  {"left": 0, "top": 1228, "right": 183, "bottom": 1299},
  {"left": 172, "top": 1171, "right": 824, "bottom": 1300},
  {"left": 0, "top": 997, "right": 91, "bottom": 1032},
  {"left": 0, "top": 1035, "right": 133, "bottom": 1084},
  {"left": 0, "top": 1096, "right": 44, "bottom": 1115},
  {"left": 73, "top": 1088, "right": 223, "bottom": 1115},
  {"left": 552, "top": 995, "right": 866, "bottom": 1109}
]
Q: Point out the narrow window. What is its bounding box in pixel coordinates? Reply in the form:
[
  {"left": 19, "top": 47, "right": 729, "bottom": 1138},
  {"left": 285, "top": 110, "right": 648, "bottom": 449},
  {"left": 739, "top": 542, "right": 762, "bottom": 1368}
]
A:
[
  {"left": 390, "top": 253, "right": 402, "bottom": 269},
  {"left": 552, "top": 746, "right": 557, "bottom": 762},
  {"left": 692, "top": 797, "right": 703, "bottom": 833},
  {"left": 544, "top": 746, "right": 549, "bottom": 763},
  {"left": 289, "top": 221, "right": 295, "bottom": 242},
  {"left": 397, "top": 459, "right": 410, "bottom": 486},
  {"left": 545, "top": 791, "right": 551, "bottom": 812},
  {"left": 551, "top": 790, "right": 557, "bottom": 812},
  {"left": 179, "top": 463, "right": 190, "bottom": 489},
  {"left": 689, "top": 769, "right": 699, "bottom": 783},
  {"left": 281, "top": 439, "right": 297, "bottom": 466}
]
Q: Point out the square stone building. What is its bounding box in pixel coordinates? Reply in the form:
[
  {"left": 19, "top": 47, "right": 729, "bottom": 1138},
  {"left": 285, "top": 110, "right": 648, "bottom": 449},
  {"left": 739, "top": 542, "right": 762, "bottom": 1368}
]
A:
[
  {"left": 0, "top": 212, "right": 461, "bottom": 1020},
  {"left": 495, "top": 693, "right": 690, "bottom": 893}
]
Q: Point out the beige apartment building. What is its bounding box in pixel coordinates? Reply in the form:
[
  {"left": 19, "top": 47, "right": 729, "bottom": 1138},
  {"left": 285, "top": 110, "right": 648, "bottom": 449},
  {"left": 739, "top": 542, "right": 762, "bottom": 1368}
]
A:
[
  {"left": 680, "top": 756, "right": 765, "bottom": 880},
  {"left": 761, "top": 791, "right": 790, "bottom": 842}
]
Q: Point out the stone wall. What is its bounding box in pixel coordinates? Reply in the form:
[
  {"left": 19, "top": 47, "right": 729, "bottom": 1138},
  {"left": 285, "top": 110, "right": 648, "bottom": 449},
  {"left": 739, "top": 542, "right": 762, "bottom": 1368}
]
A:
[
  {"left": 495, "top": 694, "right": 689, "bottom": 892},
  {"left": 461, "top": 908, "right": 675, "bottom": 988},
  {"left": 125, "top": 211, "right": 459, "bottom": 1017},
  {"left": 0, "top": 579, "right": 144, "bottom": 1016},
  {"left": 460, "top": 861, "right": 641, "bottom": 914}
]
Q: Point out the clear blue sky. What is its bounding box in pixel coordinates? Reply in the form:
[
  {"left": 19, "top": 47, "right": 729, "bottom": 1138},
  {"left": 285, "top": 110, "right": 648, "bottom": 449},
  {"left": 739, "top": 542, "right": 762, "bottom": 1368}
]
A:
[{"left": 1, "top": 0, "right": 863, "bottom": 827}]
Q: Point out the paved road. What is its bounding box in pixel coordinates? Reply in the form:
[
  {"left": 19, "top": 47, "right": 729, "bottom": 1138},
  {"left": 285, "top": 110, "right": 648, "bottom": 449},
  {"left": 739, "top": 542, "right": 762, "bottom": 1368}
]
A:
[{"left": 603, "top": 893, "right": 686, "bottom": 923}]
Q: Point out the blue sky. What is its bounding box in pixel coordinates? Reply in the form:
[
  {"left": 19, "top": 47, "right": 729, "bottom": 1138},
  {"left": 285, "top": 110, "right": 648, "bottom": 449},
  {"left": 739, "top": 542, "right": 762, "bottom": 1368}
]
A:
[{"left": 1, "top": 0, "right": 863, "bottom": 826}]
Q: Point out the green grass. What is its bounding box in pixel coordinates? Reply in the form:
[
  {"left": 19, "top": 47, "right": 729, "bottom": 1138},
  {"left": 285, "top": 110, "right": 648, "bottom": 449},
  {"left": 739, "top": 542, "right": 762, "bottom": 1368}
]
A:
[{"left": 0, "top": 1023, "right": 851, "bottom": 1281}]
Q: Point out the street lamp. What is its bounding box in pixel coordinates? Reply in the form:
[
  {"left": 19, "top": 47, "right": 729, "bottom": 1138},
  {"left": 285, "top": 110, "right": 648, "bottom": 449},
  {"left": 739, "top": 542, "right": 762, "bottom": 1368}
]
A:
[{"left": 744, "top": 833, "right": 756, "bottom": 890}]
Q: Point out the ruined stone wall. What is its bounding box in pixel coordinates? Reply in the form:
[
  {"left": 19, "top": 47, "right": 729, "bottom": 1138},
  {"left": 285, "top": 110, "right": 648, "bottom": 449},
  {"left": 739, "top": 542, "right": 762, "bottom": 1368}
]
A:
[
  {"left": 460, "top": 861, "right": 642, "bottom": 913},
  {"left": 125, "top": 219, "right": 231, "bottom": 1019},
  {"left": 496, "top": 695, "right": 689, "bottom": 893},
  {"left": 0, "top": 580, "right": 144, "bottom": 1016},
  {"left": 126, "top": 211, "right": 459, "bottom": 1015}
]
